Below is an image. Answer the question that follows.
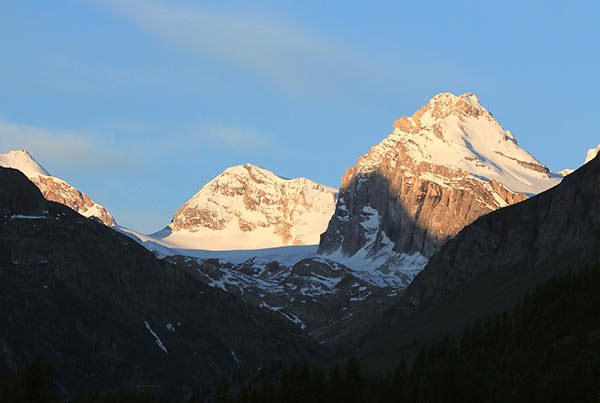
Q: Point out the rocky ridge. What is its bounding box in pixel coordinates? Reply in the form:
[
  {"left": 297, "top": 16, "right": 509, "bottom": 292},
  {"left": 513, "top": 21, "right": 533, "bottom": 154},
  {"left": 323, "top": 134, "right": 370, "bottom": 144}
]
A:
[{"left": 0, "top": 150, "right": 115, "bottom": 226}]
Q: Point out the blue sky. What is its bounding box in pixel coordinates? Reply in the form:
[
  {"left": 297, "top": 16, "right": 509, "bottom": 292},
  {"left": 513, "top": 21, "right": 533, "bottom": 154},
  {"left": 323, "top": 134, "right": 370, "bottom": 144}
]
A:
[{"left": 1, "top": 0, "right": 598, "bottom": 232}]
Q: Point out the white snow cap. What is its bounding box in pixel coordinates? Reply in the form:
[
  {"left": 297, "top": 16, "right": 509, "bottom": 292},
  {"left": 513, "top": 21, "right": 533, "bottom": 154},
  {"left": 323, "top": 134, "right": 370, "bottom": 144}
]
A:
[
  {"left": 353, "top": 92, "right": 561, "bottom": 195},
  {"left": 0, "top": 150, "right": 50, "bottom": 178},
  {"left": 585, "top": 144, "right": 600, "bottom": 164},
  {"left": 148, "top": 163, "right": 337, "bottom": 250}
]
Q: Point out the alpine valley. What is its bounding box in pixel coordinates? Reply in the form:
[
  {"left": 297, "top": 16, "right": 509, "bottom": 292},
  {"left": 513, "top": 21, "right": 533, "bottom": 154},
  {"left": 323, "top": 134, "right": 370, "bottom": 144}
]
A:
[
  {"left": 120, "top": 93, "right": 568, "bottom": 346},
  {"left": 1, "top": 92, "right": 599, "bottom": 401}
]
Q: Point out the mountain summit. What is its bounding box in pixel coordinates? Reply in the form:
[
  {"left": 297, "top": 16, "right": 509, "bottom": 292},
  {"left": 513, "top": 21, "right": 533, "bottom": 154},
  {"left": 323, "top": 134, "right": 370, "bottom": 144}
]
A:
[
  {"left": 319, "top": 92, "right": 562, "bottom": 261},
  {"left": 365, "top": 92, "right": 557, "bottom": 194},
  {"left": 0, "top": 149, "right": 50, "bottom": 177},
  {"left": 144, "top": 164, "right": 337, "bottom": 250},
  {"left": 0, "top": 150, "right": 115, "bottom": 226},
  {"left": 585, "top": 144, "right": 600, "bottom": 164}
]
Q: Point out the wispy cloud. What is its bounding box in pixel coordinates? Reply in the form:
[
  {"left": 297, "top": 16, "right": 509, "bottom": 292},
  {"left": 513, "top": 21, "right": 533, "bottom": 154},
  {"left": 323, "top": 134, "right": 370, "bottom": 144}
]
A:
[
  {"left": 0, "top": 119, "right": 130, "bottom": 175},
  {"left": 176, "top": 125, "right": 273, "bottom": 151},
  {"left": 97, "top": 0, "right": 407, "bottom": 98},
  {"left": 0, "top": 117, "right": 281, "bottom": 175}
]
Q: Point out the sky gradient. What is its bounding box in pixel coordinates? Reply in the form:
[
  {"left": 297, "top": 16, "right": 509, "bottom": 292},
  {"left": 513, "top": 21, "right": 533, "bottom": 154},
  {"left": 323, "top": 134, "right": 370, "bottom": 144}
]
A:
[{"left": 1, "top": 0, "right": 599, "bottom": 232}]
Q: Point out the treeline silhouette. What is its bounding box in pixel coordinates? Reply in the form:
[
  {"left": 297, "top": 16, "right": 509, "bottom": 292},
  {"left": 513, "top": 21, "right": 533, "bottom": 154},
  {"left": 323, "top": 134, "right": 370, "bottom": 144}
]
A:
[{"left": 2, "top": 264, "right": 600, "bottom": 402}]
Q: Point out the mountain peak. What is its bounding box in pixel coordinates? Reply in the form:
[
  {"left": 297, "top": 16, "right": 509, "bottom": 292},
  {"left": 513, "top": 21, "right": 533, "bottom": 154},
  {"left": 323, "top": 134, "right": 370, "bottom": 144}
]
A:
[
  {"left": 427, "top": 92, "right": 485, "bottom": 116},
  {"left": 158, "top": 165, "right": 337, "bottom": 250},
  {"left": 585, "top": 144, "right": 600, "bottom": 164},
  {"left": 0, "top": 149, "right": 51, "bottom": 178},
  {"left": 394, "top": 92, "right": 491, "bottom": 134},
  {"left": 0, "top": 149, "right": 115, "bottom": 226},
  {"left": 385, "top": 93, "right": 558, "bottom": 194},
  {"left": 221, "top": 163, "right": 279, "bottom": 180},
  {"left": 320, "top": 93, "right": 561, "bottom": 261}
]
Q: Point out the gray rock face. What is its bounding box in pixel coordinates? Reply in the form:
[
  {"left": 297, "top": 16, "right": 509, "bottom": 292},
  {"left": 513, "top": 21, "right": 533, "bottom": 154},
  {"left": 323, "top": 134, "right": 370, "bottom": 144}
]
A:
[
  {"left": 318, "top": 93, "right": 559, "bottom": 260},
  {"left": 0, "top": 168, "right": 324, "bottom": 396}
]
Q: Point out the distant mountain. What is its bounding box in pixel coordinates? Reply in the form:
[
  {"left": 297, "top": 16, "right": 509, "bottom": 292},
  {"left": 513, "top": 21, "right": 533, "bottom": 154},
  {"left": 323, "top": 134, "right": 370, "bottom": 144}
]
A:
[
  {"left": 556, "top": 143, "right": 599, "bottom": 176},
  {"left": 0, "top": 167, "right": 324, "bottom": 396},
  {"left": 138, "top": 164, "right": 336, "bottom": 250},
  {"left": 585, "top": 143, "right": 600, "bottom": 164},
  {"left": 357, "top": 152, "right": 600, "bottom": 371},
  {"left": 319, "top": 93, "right": 561, "bottom": 266},
  {"left": 0, "top": 150, "right": 115, "bottom": 226},
  {"left": 558, "top": 168, "right": 574, "bottom": 176}
]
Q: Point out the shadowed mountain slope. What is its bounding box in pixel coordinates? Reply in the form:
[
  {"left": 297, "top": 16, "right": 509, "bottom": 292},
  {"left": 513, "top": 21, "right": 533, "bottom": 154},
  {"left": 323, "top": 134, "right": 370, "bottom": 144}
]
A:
[
  {"left": 357, "top": 153, "right": 600, "bottom": 371},
  {"left": 0, "top": 167, "right": 325, "bottom": 396}
]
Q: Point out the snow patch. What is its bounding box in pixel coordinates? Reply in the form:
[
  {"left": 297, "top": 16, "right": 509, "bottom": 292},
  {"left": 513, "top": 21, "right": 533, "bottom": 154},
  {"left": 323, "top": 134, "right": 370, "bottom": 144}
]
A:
[
  {"left": 231, "top": 350, "right": 241, "bottom": 368},
  {"left": 144, "top": 321, "right": 168, "bottom": 354},
  {"left": 11, "top": 215, "right": 45, "bottom": 220}
]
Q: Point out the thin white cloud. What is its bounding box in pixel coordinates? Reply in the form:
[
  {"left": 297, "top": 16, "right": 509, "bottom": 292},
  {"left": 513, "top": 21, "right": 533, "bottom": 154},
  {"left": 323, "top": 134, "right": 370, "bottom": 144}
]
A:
[
  {"left": 0, "top": 119, "right": 130, "bottom": 175},
  {"left": 188, "top": 125, "right": 271, "bottom": 151},
  {"left": 97, "top": 0, "right": 404, "bottom": 97},
  {"left": 0, "top": 117, "right": 281, "bottom": 176}
]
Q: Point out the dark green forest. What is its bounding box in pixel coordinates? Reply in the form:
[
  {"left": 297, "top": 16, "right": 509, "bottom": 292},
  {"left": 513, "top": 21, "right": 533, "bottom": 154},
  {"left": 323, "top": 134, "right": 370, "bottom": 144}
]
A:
[{"left": 2, "top": 264, "right": 600, "bottom": 402}]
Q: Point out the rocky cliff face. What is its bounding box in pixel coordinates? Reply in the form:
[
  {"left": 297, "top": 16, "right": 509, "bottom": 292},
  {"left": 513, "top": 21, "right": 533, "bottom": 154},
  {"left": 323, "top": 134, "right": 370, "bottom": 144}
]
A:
[
  {"left": 160, "top": 164, "right": 336, "bottom": 250},
  {"left": 0, "top": 167, "right": 324, "bottom": 396},
  {"left": 319, "top": 93, "right": 561, "bottom": 260},
  {"left": 0, "top": 150, "right": 116, "bottom": 226}
]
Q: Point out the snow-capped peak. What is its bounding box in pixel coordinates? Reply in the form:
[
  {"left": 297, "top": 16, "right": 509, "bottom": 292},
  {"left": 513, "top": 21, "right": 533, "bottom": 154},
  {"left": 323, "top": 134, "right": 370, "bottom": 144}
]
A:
[
  {"left": 0, "top": 149, "right": 51, "bottom": 178},
  {"left": 585, "top": 144, "right": 600, "bottom": 164},
  {"left": 133, "top": 164, "right": 337, "bottom": 251},
  {"left": 425, "top": 92, "right": 487, "bottom": 119},
  {"left": 0, "top": 149, "right": 116, "bottom": 226},
  {"left": 355, "top": 92, "right": 560, "bottom": 195}
]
